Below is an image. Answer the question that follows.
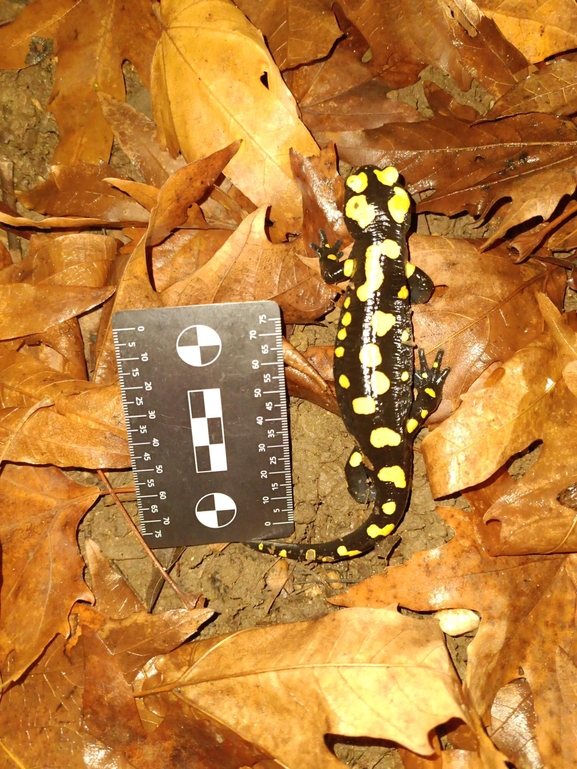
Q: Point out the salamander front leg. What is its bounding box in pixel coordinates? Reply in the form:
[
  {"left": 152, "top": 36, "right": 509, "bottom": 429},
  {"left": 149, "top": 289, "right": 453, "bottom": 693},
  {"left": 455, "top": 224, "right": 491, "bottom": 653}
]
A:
[{"left": 311, "top": 230, "right": 348, "bottom": 284}]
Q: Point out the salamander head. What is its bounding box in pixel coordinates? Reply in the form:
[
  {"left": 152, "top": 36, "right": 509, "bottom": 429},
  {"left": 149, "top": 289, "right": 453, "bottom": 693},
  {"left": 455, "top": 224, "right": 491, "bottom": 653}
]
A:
[{"left": 344, "top": 165, "right": 412, "bottom": 241}]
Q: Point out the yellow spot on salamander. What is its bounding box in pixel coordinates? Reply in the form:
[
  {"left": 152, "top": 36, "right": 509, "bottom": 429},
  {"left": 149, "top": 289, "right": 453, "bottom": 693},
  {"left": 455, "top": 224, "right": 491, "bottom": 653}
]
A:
[
  {"left": 305, "top": 549, "right": 317, "bottom": 561},
  {"left": 370, "top": 427, "right": 402, "bottom": 447},
  {"left": 406, "top": 418, "right": 419, "bottom": 433},
  {"left": 278, "top": 549, "right": 288, "bottom": 558},
  {"left": 349, "top": 451, "right": 363, "bottom": 467},
  {"left": 346, "top": 194, "right": 376, "bottom": 229},
  {"left": 383, "top": 239, "right": 401, "bottom": 259},
  {"left": 371, "top": 311, "right": 396, "bottom": 336},
  {"left": 378, "top": 465, "right": 407, "bottom": 488},
  {"left": 356, "top": 245, "right": 384, "bottom": 302},
  {"left": 374, "top": 166, "right": 399, "bottom": 186},
  {"left": 327, "top": 253, "right": 338, "bottom": 260},
  {"left": 343, "top": 258, "right": 355, "bottom": 277},
  {"left": 337, "top": 328, "right": 347, "bottom": 340},
  {"left": 405, "top": 263, "right": 416, "bottom": 278},
  {"left": 346, "top": 172, "right": 368, "bottom": 192},
  {"left": 388, "top": 186, "right": 410, "bottom": 223},
  {"left": 433, "top": 360, "right": 439, "bottom": 368},
  {"left": 341, "top": 312, "right": 352, "bottom": 326},
  {"left": 421, "top": 409, "right": 429, "bottom": 419},
  {"left": 401, "top": 371, "right": 410, "bottom": 382},
  {"left": 258, "top": 542, "right": 264, "bottom": 550},
  {"left": 337, "top": 545, "right": 362, "bottom": 557},
  {"left": 425, "top": 388, "right": 436, "bottom": 398},
  {"left": 421, "top": 371, "right": 428, "bottom": 379},
  {"left": 352, "top": 396, "right": 377, "bottom": 415},
  {"left": 344, "top": 296, "right": 351, "bottom": 308},
  {"left": 335, "top": 346, "right": 345, "bottom": 357},
  {"left": 400, "top": 329, "right": 411, "bottom": 344},
  {"left": 370, "top": 370, "right": 390, "bottom": 395},
  {"left": 397, "top": 285, "right": 409, "bottom": 300},
  {"left": 359, "top": 343, "right": 382, "bottom": 367},
  {"left": 367, "top": 522, "right": 395, "bottom": 539},
  {"left": 382, "top": 501, "right": 396, "bottom": 515},
  {"left": 339, "top": 374, "right": 351, "bottom": 389}
]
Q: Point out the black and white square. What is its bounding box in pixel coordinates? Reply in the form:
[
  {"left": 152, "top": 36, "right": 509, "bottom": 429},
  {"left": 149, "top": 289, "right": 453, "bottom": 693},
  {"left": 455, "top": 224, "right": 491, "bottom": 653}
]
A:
[{"left": 188, "top": 388, "right": 228, "bottom": 473}]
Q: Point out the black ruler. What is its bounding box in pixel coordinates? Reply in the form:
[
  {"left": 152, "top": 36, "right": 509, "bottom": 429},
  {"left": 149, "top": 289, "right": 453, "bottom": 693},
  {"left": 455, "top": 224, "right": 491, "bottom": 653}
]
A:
[{"left": 112, "top": 301, "right": 294, "bottom": 548}]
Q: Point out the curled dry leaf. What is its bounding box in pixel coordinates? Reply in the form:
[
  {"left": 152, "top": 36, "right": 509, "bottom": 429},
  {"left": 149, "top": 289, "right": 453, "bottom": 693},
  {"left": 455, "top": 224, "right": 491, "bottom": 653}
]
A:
[
  {"left": 151, "top": 0, "right": 319, "bottom": 240},
  {"left": 0, "top": 284, "right": 113, "bottom": 340},
  {"left": 0, "top": 232, "right": 117, "bottom": 288},
  {"left": 283, "top": 337, "right": 339, "bottom": 415},
  {"left": 162, "top": 207, "right": 336, "bottom": 323},
  {"left": 422, "top": 296, "right": 577, "bottom": 555},
  {"left": 139, "top": 607, "right": 465, "bottom": 767},
  {"left": 18, "top": 163, "right": 150, "bottom": 223},
  {"left": 98, "top": 92, "right": 187, "bottom": 188},
  {"left": 0, "top": 464, "right": 96, "bottom": 685}
]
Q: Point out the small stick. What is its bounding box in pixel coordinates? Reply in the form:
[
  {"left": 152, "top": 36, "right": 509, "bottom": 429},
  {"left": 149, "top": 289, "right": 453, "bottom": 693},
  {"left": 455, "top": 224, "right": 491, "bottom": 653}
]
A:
[
  {"left": 0, "top": 159, "right": 21, "bottom": 262},
  {"left": 97, "top": 470, "right": 198, "bottom": 611}
]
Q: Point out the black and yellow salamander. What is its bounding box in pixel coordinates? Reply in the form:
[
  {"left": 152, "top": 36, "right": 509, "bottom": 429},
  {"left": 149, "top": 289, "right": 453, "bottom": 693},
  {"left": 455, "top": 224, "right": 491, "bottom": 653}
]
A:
[{"left": 247, "top": 165, "right": 449, "bottom": 562}]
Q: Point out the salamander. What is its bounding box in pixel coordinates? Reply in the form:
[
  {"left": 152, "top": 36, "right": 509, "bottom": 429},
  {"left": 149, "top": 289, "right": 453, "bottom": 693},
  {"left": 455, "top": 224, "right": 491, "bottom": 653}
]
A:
[{"left": 246, "top": 165, "right": 449, "bottom": 562}]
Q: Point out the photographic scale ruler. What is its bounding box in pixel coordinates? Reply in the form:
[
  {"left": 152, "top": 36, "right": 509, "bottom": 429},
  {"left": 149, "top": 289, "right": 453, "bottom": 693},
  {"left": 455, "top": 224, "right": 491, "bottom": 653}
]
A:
[{"left": 112, "top": 301, "right": 294, "bottom": 548}]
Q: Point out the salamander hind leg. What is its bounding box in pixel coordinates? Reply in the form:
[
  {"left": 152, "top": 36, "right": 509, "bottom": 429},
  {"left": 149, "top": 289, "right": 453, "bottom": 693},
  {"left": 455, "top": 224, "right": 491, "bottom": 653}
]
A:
[
  {"left": 345, "top": 447, "right": 375, "bottom": 503},
  {"left": 406, "top": 349, "right": 450, "bottom": 434}
]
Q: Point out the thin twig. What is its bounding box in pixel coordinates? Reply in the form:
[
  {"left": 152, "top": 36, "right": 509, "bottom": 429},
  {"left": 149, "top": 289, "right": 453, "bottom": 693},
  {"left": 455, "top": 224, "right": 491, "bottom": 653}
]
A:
[{"left": 97, "top": 470, "right": 198, "bottom": 610}]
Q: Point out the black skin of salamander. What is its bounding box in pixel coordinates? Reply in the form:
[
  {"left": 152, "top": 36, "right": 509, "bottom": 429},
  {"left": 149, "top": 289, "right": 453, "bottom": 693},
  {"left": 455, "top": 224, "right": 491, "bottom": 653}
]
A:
[{"left": 245, "top": 165, "right": 449, "bottom": 562}]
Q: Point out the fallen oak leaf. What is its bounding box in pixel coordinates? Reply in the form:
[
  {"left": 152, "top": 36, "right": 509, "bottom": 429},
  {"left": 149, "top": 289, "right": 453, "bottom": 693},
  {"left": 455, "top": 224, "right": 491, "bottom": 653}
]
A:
[
  {"left": 152, "top": 0, "right": 319, "bottom": 240},
  {"left": 0, "top": 284, "right": 113, "bottom": 340},
  {"left": 0, "top": 0, "right": 159, "bottom": 165},
  {"left": 138, "top": 607, "right": 466, "bottom": 767},
  {"left": 0, "top": 464, "right": 96, "bottom": 685},
  {"left": 162, "top": 207, "right": 336, "bottom": 323},
  {"left": 422, "top": 296, "right": 577, "bottom": 555},
  {"left": 330, "top": 507, "right": 572, "bottom": 766}
]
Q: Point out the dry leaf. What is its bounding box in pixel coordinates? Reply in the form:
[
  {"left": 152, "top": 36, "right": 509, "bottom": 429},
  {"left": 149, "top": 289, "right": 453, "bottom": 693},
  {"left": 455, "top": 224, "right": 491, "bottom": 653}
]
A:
[
  {"left": 151, "top": 0, "right": 319, "bottom": 239},
  {"left": 0, "top": 464, "right": 96, "bottom": 685},
  {"left": 0, "top": 0, "right": 159, "bottom": 164},
  {"left": 162, "top": 207, "right": 336, "bottom": 323},
  {"left": 139, "top": 608, "right": 465, "bottom": 767}
]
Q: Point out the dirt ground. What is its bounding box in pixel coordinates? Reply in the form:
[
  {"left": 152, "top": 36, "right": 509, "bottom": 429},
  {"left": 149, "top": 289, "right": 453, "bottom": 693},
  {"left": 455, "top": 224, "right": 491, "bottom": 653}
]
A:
[{"left": 1, "top": 43, "right": 487, "bottom": 769}]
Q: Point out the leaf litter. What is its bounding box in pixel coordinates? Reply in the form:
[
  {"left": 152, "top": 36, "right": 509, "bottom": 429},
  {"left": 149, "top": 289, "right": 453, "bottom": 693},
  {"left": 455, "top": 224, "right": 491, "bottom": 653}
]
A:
[{"left": 0, "top": 1, "right": 577, "bottom": 767}]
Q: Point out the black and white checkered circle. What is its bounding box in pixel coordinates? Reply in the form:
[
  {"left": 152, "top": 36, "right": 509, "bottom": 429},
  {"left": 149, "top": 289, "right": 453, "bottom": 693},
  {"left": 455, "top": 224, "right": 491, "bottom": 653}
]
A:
[
  {"left": 176, "top": 324, "right": 222, "bottom": 367},
  {"left": 195, "top": 493, "right": 237, "bottom": 528}
]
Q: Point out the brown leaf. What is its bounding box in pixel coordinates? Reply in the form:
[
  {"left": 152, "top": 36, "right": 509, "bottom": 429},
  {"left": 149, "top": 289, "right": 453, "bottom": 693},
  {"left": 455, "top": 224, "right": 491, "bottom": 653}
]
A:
[
  {"left": 98, "top": 92, "right": 187, "bottom": 187},
  {"left": 236, "top": 0, "right": 342, "bottom": 70},
  {"left": 489, "top": 681, "right": 543, "bottom": 769},
  {"left": 140, "top": 608, "right": 465, "bottom": 766},
  {"left": 162, "top": 207, "right": 336, "bottom": 323},
  {"left": 17, "top": 163, "right": 150, "bottom": 222},
  {"left": 83, "top": 627, "right": 276, "bottom": 769},
  {"left": 409, "top": 234, "right": 566, "bottom": 414},
  {"left": 84, "top": 538, "right": 144, "bottom": 619},
  {"left": 151, "top": 228, "right": 231, "bottom": 293},
  {"left": 0, "top": 404, "right": 130, "bottom": 467},
  {"left": 479, "top": 0, "right": 577, "bottom": 63},
  {"left": 331, "top": 507, "right": 572, "bottom": 766},
  {"left": 422, "top": 297, "right": 577, "bottom": 555},
  {"left": 283, "top": 337, "right": 339, "bottom": 414},
  {"left": 0, "top": 284, "right": 113, "bottom": 340},
  {"left": 284, "top": 10, "right": 426, "bottom": 133},
  {"left": 485, "top": 58, "right": 577, "bottom": 121},
  {"left": 0, "top": 464, "right": 96, "bottom": 684},
  {"left": 0, "top": 0, "right": 159, "bottom": 164},
  {"left": 146, "top": 143, "right": 241, "bottom": 247},
  {"left": 0, "top": 232, "right": 117, "bottom": 287},
  {"left": 152, "top": 0, "right": 319, "bottom": 240}
]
